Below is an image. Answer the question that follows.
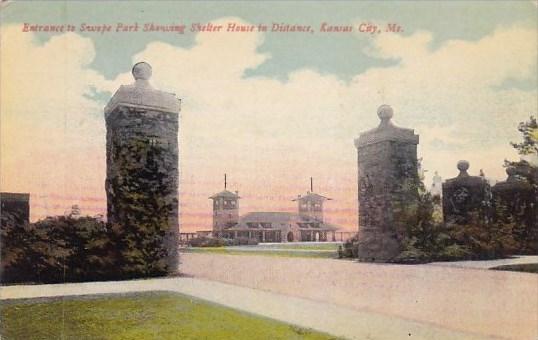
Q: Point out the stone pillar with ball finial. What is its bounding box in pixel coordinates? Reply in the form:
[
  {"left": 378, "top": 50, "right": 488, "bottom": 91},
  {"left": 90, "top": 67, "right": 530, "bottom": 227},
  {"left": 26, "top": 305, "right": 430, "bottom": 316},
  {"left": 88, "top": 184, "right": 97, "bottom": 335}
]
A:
[
  {"left": 442, "top": 160, "right": 491, "bottom": 226},
  {"left": 105, "top": 62, "right": 180, "bottom": 276},
  {"left": 354, "top": 105, "right": 420, "bottom": 262},
  {"left": 492, "top": 166, "right": 536, "bottom": 250}
]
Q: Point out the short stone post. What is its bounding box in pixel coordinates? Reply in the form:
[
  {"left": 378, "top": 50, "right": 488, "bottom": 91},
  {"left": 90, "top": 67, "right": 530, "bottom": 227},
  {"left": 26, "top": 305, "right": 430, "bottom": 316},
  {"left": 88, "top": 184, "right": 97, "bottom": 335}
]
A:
[{"left": 442, "top": 161, "right": 491, "bottom": 226}]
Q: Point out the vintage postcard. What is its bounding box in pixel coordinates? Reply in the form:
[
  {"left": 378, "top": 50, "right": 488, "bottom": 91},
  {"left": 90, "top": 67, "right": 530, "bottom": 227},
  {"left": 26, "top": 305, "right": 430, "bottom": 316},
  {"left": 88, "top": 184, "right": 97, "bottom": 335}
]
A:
[{"left": 0, "top": 1, "right": 537, "bottom": 339}]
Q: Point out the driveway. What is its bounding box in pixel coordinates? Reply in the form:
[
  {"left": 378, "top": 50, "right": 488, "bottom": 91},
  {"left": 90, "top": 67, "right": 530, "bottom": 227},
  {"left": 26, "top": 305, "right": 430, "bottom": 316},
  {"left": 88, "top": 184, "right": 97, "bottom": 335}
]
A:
[{"left": 179, "top": 253, "right": 538, "bottom": 340}]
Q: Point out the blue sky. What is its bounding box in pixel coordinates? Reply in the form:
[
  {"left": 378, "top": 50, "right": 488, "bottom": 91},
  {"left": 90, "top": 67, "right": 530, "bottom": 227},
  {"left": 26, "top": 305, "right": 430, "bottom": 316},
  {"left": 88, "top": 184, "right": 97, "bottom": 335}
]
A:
[
  {"left": 3, "top": 1, "right": 536, "bottom": 80},
  {"left": 1, "top": 1, "right": 537, "bottom": 229}
]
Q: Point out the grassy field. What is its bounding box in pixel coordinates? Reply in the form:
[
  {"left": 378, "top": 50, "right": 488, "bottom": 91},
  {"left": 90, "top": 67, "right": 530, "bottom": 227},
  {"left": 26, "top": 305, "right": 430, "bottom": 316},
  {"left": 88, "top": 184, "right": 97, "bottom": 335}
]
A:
[
  {"left": 1, "top": 291, "right": 341, "bottom": 340},
  {"left": 251, "top": 243, "right": 341, "bottom": 250},
  {"left": 181, "top": 242, "right": 341, "bottom": 259},
  {"left": 490, "top": 263, "right": 538, "bottom": 274},
  {"left": 181, "top": 247, "right": 338, "bottom": 259}
]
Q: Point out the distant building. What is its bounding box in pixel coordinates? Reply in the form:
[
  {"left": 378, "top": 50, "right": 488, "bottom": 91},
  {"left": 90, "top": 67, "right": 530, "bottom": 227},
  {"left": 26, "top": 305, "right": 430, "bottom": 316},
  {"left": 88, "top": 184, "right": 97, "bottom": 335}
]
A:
[
  {"left": 0, "top": 192, "right": 30, "bottom": 226},
  {"left": 209, "top": 184, "right": 240, "bottom": 234},
  {"left": 64, "top": 204, "right": 81, "bottom": 218},
  {"left": 209, "top": 177, "right": 339, "bottom": 242},
  {"left": 431, "top": 171, "right": 443, "bottom": 197}
]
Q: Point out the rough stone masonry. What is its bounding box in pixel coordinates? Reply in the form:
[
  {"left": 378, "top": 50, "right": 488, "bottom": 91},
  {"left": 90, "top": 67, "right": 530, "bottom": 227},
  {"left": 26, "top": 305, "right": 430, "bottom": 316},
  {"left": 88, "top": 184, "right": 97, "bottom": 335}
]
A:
[
  {"left": 442, "top": 160, "right": 491, "bottom": 226},
  {"left": 355, "top": 105, "right": 420, "bottom": 262},
  {"left": 105, "top": 62, "right": 180, "bottom": 275}
]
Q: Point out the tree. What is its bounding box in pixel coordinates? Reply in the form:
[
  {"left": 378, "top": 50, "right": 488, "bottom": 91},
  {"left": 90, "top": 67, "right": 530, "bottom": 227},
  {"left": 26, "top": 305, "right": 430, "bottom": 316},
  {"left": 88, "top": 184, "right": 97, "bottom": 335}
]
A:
[
  {"left": 504, "top": 115, "right": 538, "bottom": 254},
  {"left": 506, "top": 116, "right": 538, "bottom": 186},
  {"left": 510, "top": 116, "right": 537, "bottom": 157}
]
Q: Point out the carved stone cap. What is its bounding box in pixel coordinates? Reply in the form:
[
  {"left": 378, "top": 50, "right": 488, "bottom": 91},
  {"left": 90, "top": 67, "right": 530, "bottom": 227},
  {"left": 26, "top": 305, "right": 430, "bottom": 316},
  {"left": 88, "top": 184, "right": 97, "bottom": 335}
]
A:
[
  {"left": 355, "top": 105, "right": 419, "bottom": 148},
  {"left": 105, "top": 62, "right": 180, "bottom": 117},
  {"left": 444, "top": 160, "right": 487, "bottom": 187},
  {"left": 492, "top": 166, "right": 533, "bottom": 192},
  {"left": 505, "top": 166, "right": 518, "bottom": 182},
  {"left": 457, "top": 160, "right": 470, "bottom": 177}
]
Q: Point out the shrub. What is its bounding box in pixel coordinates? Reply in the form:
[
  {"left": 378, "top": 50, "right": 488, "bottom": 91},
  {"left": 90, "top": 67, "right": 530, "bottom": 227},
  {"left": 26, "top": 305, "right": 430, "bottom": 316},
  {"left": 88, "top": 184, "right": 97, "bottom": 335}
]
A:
[
  {"left": 188, "top": 236, "right": 259, "bottom": 247},
  {"left": 447, "top": 217, "right": 520, "bottom": 260},
  {"left": 228, "top": 237, "right": 259, "bottom": 246},
  {"left": 436, "top": 244, "right": 472, "bottom": 261},
  {"left": 338, "top": 235, "right": 358, "bottom": 258},
  {"left": 393, "top": 247, "right": 429, "bottom": 264},
  {"left": 188, "top": 236, "right": 227, "bottom": 247},
  {"left": 1, "top": 216, "right": 119, "bottom": 284}
]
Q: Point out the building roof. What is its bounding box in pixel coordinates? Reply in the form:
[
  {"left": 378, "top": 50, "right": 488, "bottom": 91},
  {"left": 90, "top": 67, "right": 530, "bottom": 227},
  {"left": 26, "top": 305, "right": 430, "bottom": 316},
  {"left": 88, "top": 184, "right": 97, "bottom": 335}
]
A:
[
  {"left": 443, "top": 161, "right": 488, "bottom": 188},
  {"left": 225, "top": 211, "right": 338, "bottom": 231},
  {"left": 292, "top": 192, "right": 332, "bottom": 201},
  {"left": 105, "top": 62, "right": 180, "bottom": 116},
  {"left": 241, "top": 212, "right": 296, "bottom": 223},
  {"left": 355, "top": 105, "right": 419, "bottom": 148},
  {"left": 209, "top": 190, "right": 240, "bottom": 199}
]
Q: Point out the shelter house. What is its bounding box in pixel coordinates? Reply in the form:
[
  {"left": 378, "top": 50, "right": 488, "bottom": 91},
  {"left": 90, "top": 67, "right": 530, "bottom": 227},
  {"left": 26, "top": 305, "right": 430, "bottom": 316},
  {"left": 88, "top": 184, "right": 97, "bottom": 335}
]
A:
[{"left": 209, "top": 177, "right": 339, "bottom": 242}]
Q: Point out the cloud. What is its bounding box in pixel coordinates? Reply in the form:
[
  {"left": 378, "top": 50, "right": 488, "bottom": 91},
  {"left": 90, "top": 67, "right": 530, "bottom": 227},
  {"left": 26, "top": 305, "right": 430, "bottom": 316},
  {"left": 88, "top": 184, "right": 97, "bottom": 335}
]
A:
[
  {"left": 0, "top": 25, "right": 113, "bottom": 219},
  {"left": 1, "top": 18, "right": 536, "bottom": 230}
]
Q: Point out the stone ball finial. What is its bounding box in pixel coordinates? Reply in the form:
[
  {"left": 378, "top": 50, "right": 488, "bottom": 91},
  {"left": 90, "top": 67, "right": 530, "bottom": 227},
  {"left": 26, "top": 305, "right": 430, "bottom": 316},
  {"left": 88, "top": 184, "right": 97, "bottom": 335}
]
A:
[
  {"left": 457, "top": 160, "right": 470, "bottom": 172},
  {"left": 506, "top": 166, "right": 517, "bottom": 176},
  {"left": 377, "top": 104, "right": 394, "bottom": 121},
  {"left": 132, "top": 62, "right": 152, "bottom": 81}
]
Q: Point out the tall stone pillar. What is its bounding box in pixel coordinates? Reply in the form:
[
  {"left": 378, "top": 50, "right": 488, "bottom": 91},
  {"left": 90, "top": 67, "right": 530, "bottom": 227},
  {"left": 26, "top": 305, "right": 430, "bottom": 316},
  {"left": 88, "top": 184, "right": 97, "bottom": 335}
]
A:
[
  {"left": 105, "top": 62, "right": 180, "bottom": 276},
  {"left": 354, "top": 105, "right": 420, "bottom": 262}
]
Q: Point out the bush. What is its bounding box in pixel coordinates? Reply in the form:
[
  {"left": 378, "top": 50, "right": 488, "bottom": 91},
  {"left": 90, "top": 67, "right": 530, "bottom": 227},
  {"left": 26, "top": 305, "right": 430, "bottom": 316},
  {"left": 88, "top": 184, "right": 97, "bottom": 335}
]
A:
[
  {"left": 1, "top": 216, "right": 119, "bottom": 284},
  {"left": 188, "top": 236, "right": 227, "bottom": 247},
  {"left": 446, "top": 215, "right": 521, "bottom": 260},
  {"left": 187, "top": 236, "right": 259, "bottom": 247},
  {"left": 228, "top": 237, "right": 259, "bottom": 246},
  {"left": 393, "top": 247, "right": 429, "bottom": 264},
  {"left": 338, "top": 235, "right": 358, "bottom": 258},
  {"left": 436, "top": 244, "right": 472, "bottom": 261}
]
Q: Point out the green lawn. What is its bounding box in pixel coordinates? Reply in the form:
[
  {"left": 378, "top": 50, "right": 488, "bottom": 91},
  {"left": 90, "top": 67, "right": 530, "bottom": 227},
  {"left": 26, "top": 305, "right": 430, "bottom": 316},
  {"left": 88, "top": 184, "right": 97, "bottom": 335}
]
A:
[
  {"left": 490, "top": 263, "right": 538, "bottom": 274},
  {"left": 1, "top": 292, "right": 341, "bottom": 340},
  {"left": 252, "top": 243, "right": 341, "bottom": 251},
  {"left": 181, "top": 247, "right": 337, "bottom": 259}
]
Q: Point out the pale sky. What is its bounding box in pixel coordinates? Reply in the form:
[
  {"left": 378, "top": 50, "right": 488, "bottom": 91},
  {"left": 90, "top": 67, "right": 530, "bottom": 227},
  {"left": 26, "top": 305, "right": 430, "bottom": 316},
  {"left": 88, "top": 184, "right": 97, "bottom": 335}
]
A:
[{"left": 1, "top": 1, "right": 537, "bottom": 231}]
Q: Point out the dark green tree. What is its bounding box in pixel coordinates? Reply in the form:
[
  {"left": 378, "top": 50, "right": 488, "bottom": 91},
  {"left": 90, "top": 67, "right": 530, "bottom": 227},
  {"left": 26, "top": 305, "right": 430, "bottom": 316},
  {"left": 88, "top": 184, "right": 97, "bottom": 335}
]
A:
[{"left": 504, "top": 115, "right": 538, "bottom": 254}]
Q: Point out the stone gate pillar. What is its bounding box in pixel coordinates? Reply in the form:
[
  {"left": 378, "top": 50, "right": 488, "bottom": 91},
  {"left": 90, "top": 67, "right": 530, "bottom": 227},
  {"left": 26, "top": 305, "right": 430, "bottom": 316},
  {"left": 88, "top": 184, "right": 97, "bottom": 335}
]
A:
[
  {"left": 105, "top": 62, "right": 180, "bottom": 276},
  {"left": 492, "top": 166, "right": 536, "bottom": 252},
  {"left": 442, "top": 160, "right": 491, "bottom": 226},
  {"left": 354, "top": 105, "right": 420, "bottom": 262}
]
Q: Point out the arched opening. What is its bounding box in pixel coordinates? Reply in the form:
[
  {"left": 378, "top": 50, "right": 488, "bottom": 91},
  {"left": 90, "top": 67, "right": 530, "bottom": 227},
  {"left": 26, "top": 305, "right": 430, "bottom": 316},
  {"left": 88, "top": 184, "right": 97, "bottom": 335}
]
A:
[{"left": 287, "top": 232, "right": 294, "bottom": 242}]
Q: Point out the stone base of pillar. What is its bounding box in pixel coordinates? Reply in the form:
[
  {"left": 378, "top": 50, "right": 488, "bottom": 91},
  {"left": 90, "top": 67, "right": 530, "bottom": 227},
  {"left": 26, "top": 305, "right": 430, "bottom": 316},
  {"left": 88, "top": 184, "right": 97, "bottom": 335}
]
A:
[{"left": 357, "top": 230, "right": 402, "bottom": 262}]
